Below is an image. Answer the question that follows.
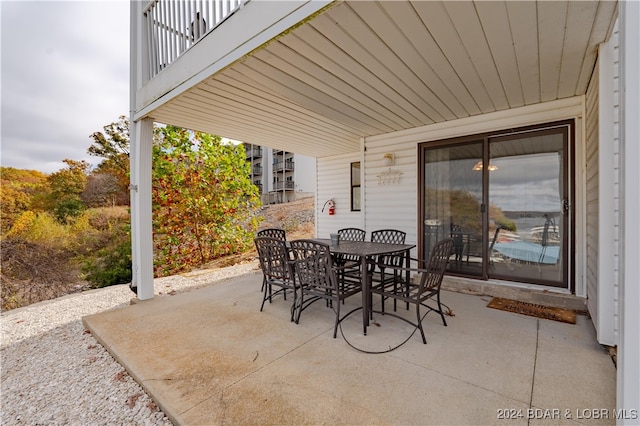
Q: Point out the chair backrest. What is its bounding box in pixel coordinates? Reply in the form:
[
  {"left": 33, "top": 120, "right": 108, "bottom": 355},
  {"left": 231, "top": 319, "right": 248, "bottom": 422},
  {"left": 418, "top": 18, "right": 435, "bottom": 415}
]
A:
[
  {"left": 419, "top": 238, "right": 454, "bottom": 292},
  {"left": 289, "top": 239, "right": 337, "bottom": 292},
  {"left": 254, "top": 236, "right": 292, "bottom": 281},
  {"left": 371, "top": 229, "right": 407, "bottom": 268},
  {"left": 257, "top": 228, "right": 287, "bottom": 241},
  {"left": 371, "top": 229, "right": 406, "bottom": 244},
  {"left": 338, "top": 227, "right": 366, "bottom": 242}
]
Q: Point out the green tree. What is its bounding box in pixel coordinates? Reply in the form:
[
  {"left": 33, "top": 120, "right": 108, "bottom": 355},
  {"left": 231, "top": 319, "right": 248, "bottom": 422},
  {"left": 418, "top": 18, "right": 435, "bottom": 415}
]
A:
[
  {"left": 46, "top": 159, "right": 90, "bottom": 223},
  {"left": 152, "top": 126, "right": 261, "bottom": 276},
  {"left": 88, "top": 115, "right": 130, "bottom": 175},
  {"left": 88, "top": 115, "right": 131, "bottom": 205}
]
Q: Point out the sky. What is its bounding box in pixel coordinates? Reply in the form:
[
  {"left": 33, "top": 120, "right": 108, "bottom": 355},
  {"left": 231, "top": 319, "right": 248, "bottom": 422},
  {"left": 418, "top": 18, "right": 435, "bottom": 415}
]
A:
[{"left": 1, "top": 0, "right": 130, "bottom": 174}]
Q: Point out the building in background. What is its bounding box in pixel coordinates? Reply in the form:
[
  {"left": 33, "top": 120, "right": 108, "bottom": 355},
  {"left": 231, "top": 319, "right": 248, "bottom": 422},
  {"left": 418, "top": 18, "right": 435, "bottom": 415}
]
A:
[{"left": 244, "top": 143, "right": 315, "bottom": 204}]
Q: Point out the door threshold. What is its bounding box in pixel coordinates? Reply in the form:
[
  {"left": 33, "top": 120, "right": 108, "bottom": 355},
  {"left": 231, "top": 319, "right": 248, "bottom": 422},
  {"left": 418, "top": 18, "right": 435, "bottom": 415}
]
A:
[{"left": 442, "top": 276, "right": 585, "bottom": 312}]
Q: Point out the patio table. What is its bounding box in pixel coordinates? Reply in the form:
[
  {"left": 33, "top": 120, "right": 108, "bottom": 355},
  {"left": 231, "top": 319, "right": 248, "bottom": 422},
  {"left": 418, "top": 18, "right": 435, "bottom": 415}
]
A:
[{"left": 314, "top": 239, "right": 415, "bottom": 335}]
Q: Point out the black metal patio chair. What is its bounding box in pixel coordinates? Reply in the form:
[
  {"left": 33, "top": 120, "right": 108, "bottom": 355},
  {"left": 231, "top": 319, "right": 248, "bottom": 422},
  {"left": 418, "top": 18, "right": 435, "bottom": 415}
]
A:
[
  {"left": 257, "top": 228, "right": 287, "bottom": 241},
  {"left": 369, "top": 229, "right": 407, "bottom": 311},
  {"left": 338, "top": 227, "right": 366, "bottom": 242},
  {"left": 289, "top": 239, "right": 362, "bottom": 338},
  {"left": 335, "top": 227, "right": 367, "bottom": 291},
  {"left": 370, "top": 238, "right": 454, "bottom": 344},
  {"left": 254, "top": 236, "right": 297, "bottom": 321},
  {"left": 257, "top": 228, "right": 288, "bottom": 291}
]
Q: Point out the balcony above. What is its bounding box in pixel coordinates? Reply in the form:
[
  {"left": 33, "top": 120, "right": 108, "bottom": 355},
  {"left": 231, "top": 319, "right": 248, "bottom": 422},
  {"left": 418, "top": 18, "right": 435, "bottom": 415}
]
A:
[
  {"left": 132, "top": 1, "right": 618, "bottom": 159},
  {"left": 142, "top": 0, "right": 249, "bottom": 81}
]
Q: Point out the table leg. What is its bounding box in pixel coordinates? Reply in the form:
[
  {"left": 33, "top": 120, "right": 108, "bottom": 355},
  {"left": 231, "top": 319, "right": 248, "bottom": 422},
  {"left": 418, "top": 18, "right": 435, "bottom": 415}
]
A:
[
  {"left": 361, "top": 255, "right": 370, "bottom": 335},
  {"left": 404, "top": 249, "right": 411, "bottom": 310}
]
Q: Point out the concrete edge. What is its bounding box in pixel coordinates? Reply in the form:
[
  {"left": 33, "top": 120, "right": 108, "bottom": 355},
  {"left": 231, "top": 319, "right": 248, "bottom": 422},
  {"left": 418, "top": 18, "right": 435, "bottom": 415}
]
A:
[{"left": 82, "top": 307, "right": 183, "bottom": 426}]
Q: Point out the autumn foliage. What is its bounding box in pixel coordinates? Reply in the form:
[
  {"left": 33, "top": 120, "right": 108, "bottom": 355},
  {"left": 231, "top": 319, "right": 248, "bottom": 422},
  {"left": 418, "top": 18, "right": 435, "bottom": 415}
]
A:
[
  {"left": 1, "top": 117, "right": 263, "bottom": 309},
  {"left": 152, "top": 126, "right": 261, "bottom": 276}
]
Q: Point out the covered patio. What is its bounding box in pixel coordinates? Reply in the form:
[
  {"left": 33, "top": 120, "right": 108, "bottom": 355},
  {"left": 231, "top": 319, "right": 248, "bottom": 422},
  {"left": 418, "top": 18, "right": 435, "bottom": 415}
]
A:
[
  {"left": 129, "top": 0, "right": 640, "bottom": 415},
  {"left": 84, "top": 271, "right": 616, "bottom": 425}
]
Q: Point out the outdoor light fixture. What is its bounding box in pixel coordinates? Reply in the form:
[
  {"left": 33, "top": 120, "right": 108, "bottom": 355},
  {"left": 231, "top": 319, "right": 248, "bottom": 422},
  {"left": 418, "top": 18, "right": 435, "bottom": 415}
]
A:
[
  {"left": 472, "top": 161, "right": 498, "bottom": 171},
  {"left": 383, "top": 152, "right": 395, "bottom": 166}
]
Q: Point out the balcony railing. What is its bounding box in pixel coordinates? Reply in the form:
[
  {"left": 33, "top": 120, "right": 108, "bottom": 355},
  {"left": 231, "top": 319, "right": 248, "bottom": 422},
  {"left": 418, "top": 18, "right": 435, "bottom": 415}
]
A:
[
  {"left": 274, "top": 181, "right": 295, "bottom": 191},
  {"left": 273, "top": 160, "right": 295, "bottom": 171},
  {"left": 246, "top": 147, "right": 262, "bottom": 158},
  {"left": 143, "top": 0, "right": 249, "bottom": 80}
]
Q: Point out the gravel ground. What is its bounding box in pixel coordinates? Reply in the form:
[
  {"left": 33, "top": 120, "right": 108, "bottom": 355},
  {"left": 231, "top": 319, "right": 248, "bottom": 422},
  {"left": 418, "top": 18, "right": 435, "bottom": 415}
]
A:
[{"left": 1, "top": 261, "right": 259, "bottom": 425}]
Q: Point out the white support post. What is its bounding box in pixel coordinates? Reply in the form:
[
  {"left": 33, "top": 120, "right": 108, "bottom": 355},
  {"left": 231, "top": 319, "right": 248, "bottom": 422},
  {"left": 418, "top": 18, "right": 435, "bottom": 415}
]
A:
[
  {"left": 618, "top": 0, "right": 640, "bottom": 419},
  {"left": 130, "top": 117, "right": 155, "bottom": 300},
  {"left": 129, "top": 1, "right": 153, "bottom": 300},
  {"left": 597, "top": 37, "right": 616, "bottom": 346}
]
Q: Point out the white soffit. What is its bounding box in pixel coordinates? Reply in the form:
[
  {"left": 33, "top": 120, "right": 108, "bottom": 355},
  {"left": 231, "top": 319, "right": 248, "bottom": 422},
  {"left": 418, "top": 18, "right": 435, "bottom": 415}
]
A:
[{"left": 149, "top": 0, "right": 618, "bottom": 158}]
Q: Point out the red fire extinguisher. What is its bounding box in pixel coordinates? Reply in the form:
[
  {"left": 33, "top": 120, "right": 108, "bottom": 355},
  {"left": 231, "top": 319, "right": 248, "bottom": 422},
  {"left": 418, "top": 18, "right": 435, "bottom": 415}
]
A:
[{"left": 322, "top": 199, "right": 336, "bottom": 216}]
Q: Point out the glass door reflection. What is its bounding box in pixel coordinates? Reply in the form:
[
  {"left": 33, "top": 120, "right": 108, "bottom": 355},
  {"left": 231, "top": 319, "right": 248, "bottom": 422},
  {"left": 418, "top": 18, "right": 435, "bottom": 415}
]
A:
[
  {"left": 488, "top": 131, "right": 567, "bottom": 287},
  {"left": 423, "top": 142, "right": 483, "bottom": 276},
  {"left": 420, "top": 122, "right": 571, "bottom": 289}
]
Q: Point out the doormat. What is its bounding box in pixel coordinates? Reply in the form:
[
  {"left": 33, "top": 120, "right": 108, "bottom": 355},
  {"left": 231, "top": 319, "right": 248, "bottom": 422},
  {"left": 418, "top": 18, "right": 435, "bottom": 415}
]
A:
[{"left": 487, "top": 297, "right": 576, "bottom": 324}]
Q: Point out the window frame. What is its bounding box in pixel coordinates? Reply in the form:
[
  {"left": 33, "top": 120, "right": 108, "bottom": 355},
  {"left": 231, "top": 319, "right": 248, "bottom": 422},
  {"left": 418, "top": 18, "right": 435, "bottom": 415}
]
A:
[{"left": 350, "top": 162, "right": 361, "bottom": 211}]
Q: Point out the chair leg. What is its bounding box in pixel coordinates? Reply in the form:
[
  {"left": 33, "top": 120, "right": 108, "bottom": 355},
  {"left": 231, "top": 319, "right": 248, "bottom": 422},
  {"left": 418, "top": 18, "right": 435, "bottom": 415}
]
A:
[
  {"left": 333, "top": 298, "right": 341, "bottom": 338},
  {"left": 295, "top": 293, "right": 304, "bottom": 324},
  {"left": 379, "top": 275, "right": 386, "bottom": 314},
  {"left": 403, "top": 274, "right": 410, "bottom": 311},
  {"left": 260, "top": 282, "right": 270, "bottom": 312},
  {"left": 415, "top": 304, "right": 427, "bottom": 344},
  {"left": 369, "top": 290, "right": 374, "bottom": 320},
  {"left": 392, "top": 271, "right": 398, "bottom": 312},
  {"left": 289, "top": 288, "right": 297, "bottom": 322},
  {"left": 437, "top": 292, "right": 447, "bottom": 326}
]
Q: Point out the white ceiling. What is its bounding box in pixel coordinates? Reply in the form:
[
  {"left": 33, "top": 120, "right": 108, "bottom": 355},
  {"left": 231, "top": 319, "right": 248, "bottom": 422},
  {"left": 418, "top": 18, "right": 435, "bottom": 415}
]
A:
[{"left": 150, "top": 0, "right": 618, "bottom": 158}]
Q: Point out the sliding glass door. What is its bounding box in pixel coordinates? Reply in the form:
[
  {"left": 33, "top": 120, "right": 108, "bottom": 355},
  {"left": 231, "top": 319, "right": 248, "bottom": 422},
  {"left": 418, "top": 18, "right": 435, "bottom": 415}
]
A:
[
  {"left": 422, "top": 141, "right": 484, "bottom": 277},
  {"left": 420, "top": 122, "right": 571, "bottom": 289},
  {"left": 488, "top": 130, "right": 567, "bottom": 285}
]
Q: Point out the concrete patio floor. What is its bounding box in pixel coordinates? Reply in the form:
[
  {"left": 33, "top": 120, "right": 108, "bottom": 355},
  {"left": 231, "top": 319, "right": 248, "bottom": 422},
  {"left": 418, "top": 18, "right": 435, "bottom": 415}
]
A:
[{"left": 83, "top": 271, "right": 616, "bottom": 425}]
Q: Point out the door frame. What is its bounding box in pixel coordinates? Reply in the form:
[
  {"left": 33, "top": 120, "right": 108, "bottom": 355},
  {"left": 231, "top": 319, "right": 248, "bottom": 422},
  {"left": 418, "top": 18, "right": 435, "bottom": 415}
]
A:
[{"left": 418, "top": 119, "right": 576, "bottom": 292}]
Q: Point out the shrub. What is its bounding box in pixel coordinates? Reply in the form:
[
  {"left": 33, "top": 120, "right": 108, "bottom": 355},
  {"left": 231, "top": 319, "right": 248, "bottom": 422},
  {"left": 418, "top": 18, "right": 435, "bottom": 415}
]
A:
[
  {"left": 1, "top": 238, "right": 81, "bottom": 310},
  {"left": 82, "top": 237, "right": 132, "bottom": 288},
  {"left": 78, "top": 209, "right": 132, "bottom": 288},
  {"left": 53, "top": 196, "right": 86, "bottom": 224},
  {"left": 7, "top": 211, "right": 72, "bottom": 248}
]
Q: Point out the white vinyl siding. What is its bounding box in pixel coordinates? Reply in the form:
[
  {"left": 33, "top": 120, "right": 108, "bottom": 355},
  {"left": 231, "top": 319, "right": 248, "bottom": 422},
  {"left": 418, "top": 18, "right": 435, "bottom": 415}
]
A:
[
  {"left": 363, "top": 139, "right": 419, "bottom": 250},
  {"left": 585, "top": 55, "right": 600, "bottom": 332},
  {"left": 316, "top": 152, "right": 363, "bottom": 239},
  {"left": 611, "top": 23, "right": 621, "bottom": 345},
  {"left": 585, "top": 22, "right": 619, "bottom": 347},
  {"left": 316, "top": 98, "right": 586, "bottom": 282}
]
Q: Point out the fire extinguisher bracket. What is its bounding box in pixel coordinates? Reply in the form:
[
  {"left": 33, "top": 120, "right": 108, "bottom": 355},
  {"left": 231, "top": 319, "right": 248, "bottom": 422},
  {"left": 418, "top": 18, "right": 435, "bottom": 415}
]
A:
[{"left": 322, "top": 199, "right": 335, "bottom": 216}]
